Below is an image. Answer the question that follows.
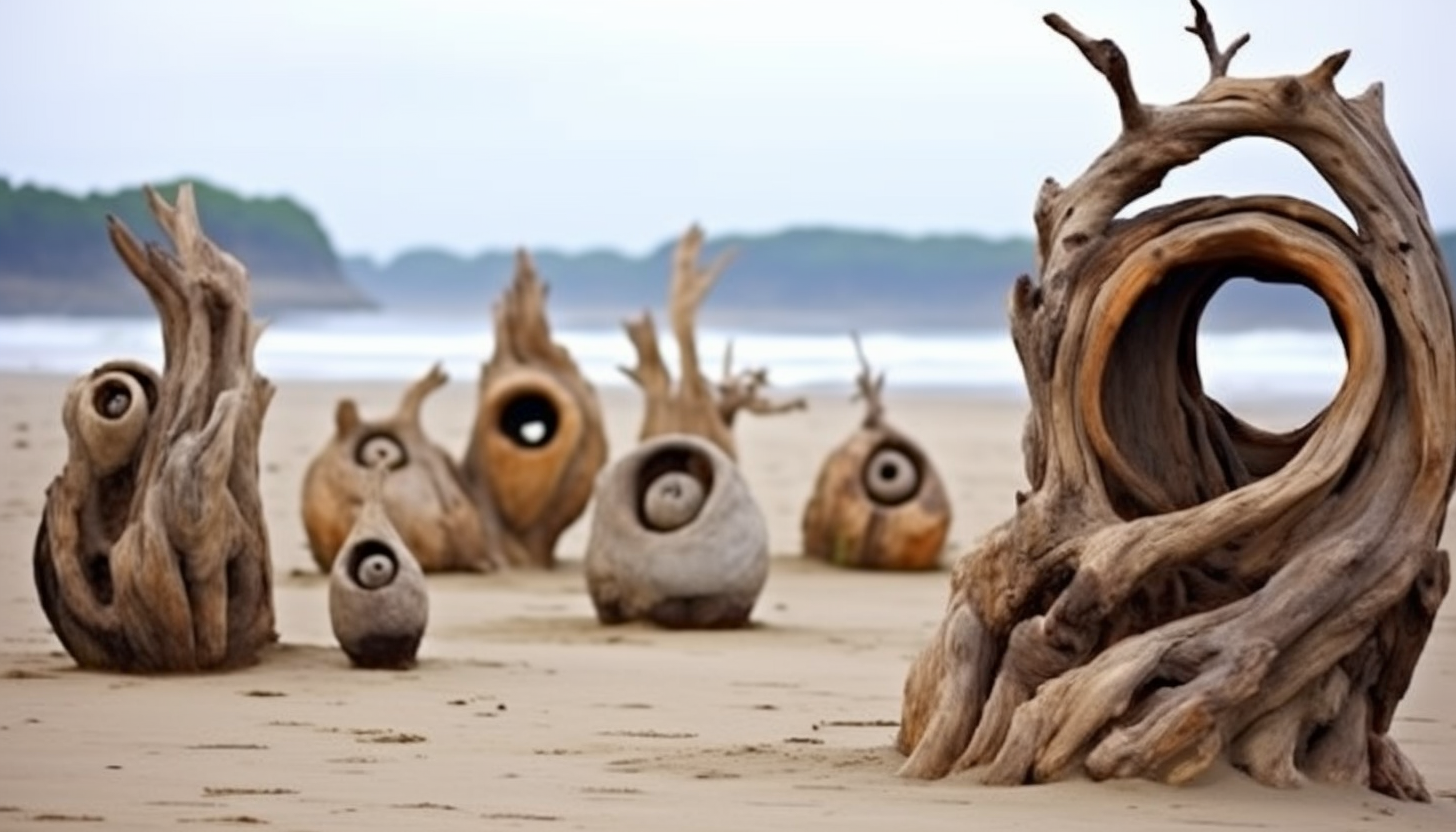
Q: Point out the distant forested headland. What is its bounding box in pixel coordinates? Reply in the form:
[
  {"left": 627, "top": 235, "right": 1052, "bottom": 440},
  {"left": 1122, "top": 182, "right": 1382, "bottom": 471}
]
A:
[
  {"left": 0, "top": 178, "right": 371, "bottom": 315},
  {"left": 343, "top": 228, "right": 1456, "bottom": 333},
  {"left": 4, "top": 178, "right": 1454, "bottom": 332},
  {"left": 342, "top": 229, "right": 1038, "bottom": 331}
]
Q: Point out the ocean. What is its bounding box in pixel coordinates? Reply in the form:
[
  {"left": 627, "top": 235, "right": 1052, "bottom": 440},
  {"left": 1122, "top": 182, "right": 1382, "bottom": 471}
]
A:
[{"left": 0, "top": 312, "right": 1347, "bottom": 404}]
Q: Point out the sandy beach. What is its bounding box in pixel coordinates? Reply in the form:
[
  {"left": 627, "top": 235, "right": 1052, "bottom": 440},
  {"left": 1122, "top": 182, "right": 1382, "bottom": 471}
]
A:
[{"left": 0, "top": 371, "right": 1452, "bottom": 830}]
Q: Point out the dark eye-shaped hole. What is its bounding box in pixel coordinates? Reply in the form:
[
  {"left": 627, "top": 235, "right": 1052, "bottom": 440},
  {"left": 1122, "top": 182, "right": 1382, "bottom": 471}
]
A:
[
  {"left": 355, "top": 432, "right": 408, "bottom": 470},
  {"left": 863, "top": 446, "right": 921, "bottom": 506},
  {"left": 347, "top": 539, "right": 399, "bottom": 590},
  {"left": 92, "top": 378, "right": 134, "bottom": 420},
  {"left": 635, "top": 445, "right": 716, "bottom": 533},
  {"left": 499, "top": 392, "right": 559, "bottom": 449}
]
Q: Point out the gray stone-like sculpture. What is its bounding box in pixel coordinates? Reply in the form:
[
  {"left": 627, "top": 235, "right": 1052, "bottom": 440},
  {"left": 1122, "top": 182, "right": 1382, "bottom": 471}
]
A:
[
  {"left": 584, "top": 433, "right": 768, "bottom": 629},
  {"left": 329, "top": 466, "right": 429, "bottom": 669}
]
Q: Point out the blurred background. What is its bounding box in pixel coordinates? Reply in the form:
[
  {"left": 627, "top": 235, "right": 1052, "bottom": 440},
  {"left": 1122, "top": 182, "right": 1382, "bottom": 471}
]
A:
[{"left": 3, "top": 0, "right": 1451, "bottom": 402}]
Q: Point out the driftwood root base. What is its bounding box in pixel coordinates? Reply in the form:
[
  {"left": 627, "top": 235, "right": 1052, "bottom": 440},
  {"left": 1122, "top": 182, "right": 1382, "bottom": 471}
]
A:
[
  {"left": 897, "top": 1, "right": 1455, "bottom": 803},
  {"left": 33, "top": 184, "right": 276, "bottom": 673}
]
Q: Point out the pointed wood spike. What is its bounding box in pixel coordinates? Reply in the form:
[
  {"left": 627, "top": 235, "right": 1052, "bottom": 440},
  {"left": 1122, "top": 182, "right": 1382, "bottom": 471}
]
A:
[
  {"left": 1184, "top": 0, "right": 1249, "bottom": 80},
  {"left": 106, "top": 215, "right": 151, "bottom": 283},
  {"left": 1354, "top": 81, "right": 1386, "bottom": 118},
  {"left": 1309, "top": 50, "right": 1352, "bottom": 88},
  {"left": 399, "top": 361, "right": 447, "bottom": 425},
  {"left": 1043, "top": 14, "right": 1147, "bottom": 132},
  {"left": 514, "top": 247, "right": 537, "bottom": 284},
  {"left": 335, "top": 398, "right": 361, "bottom": 436}
]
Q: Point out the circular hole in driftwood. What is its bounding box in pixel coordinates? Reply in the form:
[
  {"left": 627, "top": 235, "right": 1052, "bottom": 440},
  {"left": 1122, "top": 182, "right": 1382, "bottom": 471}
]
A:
[
  {"left": 347, "top": 539, "right": 400, "bottom": 590},
  {"left": 634, "top": 444, "right": 715, "bottom": 533},
  {"left": 1197, "top": 279, "right": 1347, "bottom": 431},
  {"left": 499, "top": 392, "right": 559, "bottom": 449},
  {"left": 861, "top": 443, "right": 923, "bottom": 506},
  {"left": 91, "top": 377, "right": 136, "bottom": 420},
  {"left": 355, "top": 432, "right": 409, "bottom": 470},
  {"left": 1091, "top": 239, "right": 1360, "bottom": 520}
]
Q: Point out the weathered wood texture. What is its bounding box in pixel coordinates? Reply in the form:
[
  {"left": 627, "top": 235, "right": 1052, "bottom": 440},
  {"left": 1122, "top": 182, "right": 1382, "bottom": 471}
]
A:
[
  {"left": 33, "top": 184, "right": 277, "bottom": 672},
  {"left": 461, "top": 251, "right": 610, "bottom": 568},
  {"left": 802, "top": 333, "right": 951, "bottom": 569},
  {"left": 621, "top": 225, "right": 805, "bottom": 459},
  {"left": 304, "top": 253, "right": 605, "bottom": 572},
  {"left": 897, "top": 1, "right": 1454, "bottom": 801},
  {"left": 302, "top": 363, "right": 493, "bottom": 573}
]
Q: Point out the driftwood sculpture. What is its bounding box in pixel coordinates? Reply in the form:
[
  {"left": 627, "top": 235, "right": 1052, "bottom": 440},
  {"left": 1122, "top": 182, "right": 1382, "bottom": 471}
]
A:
[
  {"left": 329, "top": 466, "right": 429, "bottom": 669},
  {"left": 584, "top": 433, "right": 769, "bottom": 628},
  {"left": 302, "top": 364, "right": 494, "bottom": 573},
  {"left": 460, "top": 251, "right": 608, "bottom": 568},
  {"left": 802, "top": 333, "right": 951, "bottom": 569},
  {"left": 620, "top": 225, "right": 805, "bottom": 459},
  {"left": 898, "top": 2, "right": 1453, "bottom": 802},
  {"left": 33, "top": 184, "right": 277, "bottom": 672}
]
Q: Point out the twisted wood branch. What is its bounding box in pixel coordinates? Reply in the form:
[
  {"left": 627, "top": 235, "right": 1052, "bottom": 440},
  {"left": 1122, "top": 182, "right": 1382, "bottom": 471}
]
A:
[{"left": 898, "top": 0, "right": 1453, "bottom": 801}]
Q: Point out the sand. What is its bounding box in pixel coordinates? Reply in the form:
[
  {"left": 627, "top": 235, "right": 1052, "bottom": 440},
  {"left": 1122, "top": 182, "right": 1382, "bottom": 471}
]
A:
[{"left": 0, "top": 371, "right": 1451, "bottom": 830}]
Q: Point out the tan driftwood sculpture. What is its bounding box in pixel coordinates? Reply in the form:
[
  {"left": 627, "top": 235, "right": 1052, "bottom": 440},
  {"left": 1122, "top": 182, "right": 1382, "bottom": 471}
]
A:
[
  {"left": 460, "top": 251, "right": 608, "bottom": 568},
  {"left": 620, "top": 225, "right": 805, "bottom": 459},
  {"left": 302, "top": 364, "right": 494, "bottom": 573},
  {"left": 898, "top": 1, "right": 1453, "bottom": 802},
  {"left": 329, "top": 466, "right": 429, "bottom": 669},
  {"left": 33, "top": 184, "right": 277, "bottom": 672},
  {"left": 584, "top": 433, "right": 769, "bottom": 628},
  {"left": 802, "top": 333, "right": 950, "bottom": 569}
]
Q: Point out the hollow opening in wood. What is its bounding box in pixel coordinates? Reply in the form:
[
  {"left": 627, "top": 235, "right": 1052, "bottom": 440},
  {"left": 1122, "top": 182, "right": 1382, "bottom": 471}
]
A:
[
  {"left": 1090, "top": 240, "right": 1358, "bottom": 522},
  {"left": 1197, "top": 280, "right": 1347, "bottom": 430},
  {"left": 346, "top": 538, "right": 400, "bottom": 590},
  {"left": 354, "top": 431, "right": 409, "bottom": 470},
  {"left": 88, "top": 365, "right": 159, "bottom": 421},
  {"left": 91, "top": 377, "right": 135, "bottom": 420},
  {"left": 861, "top": 440, "right": 925, "bottom": 507},
  {"left": 498, "top": 390, "right": 561, "bottom": 449},
  {"left": 634, "top": 443, "right": 715, "bottom": 532}
]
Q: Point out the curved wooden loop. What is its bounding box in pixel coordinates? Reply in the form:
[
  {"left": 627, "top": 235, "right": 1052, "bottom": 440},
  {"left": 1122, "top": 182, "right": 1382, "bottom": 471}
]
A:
[{"left": 898, "top": 1, "right": 1454, "bottom": 802}]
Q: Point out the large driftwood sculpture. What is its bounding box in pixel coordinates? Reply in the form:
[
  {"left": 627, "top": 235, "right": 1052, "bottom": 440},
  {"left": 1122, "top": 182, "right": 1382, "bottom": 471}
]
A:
[
  {"left": 33, "top": 184, "right": 277, "bottom": 672},
  {"left": 802, "top": 333, "right": 950, "bottom": 569},
  {"left": 584, "top": 433, "right": 769, "bottom": 629},
  {"left": 329, "top": 465, "right": 429, "bottom": 669},
  {"left": 898, "top": 2, "right": 1453, "bottom": 802},
  {"left": 461, "top": 251, "right": 608, "bottom": 568},
  {"left": 302, "top": 364, "right": 495, "bottom": 573},
  {"left": 620, "top": 225, "right": 805, "bottom": 459}
]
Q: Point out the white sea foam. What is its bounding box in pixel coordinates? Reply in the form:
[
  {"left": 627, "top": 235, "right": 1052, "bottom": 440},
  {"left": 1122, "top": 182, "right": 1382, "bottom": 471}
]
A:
[{"left": 0, "top": 313, "right": 1347, "bottom": 403}]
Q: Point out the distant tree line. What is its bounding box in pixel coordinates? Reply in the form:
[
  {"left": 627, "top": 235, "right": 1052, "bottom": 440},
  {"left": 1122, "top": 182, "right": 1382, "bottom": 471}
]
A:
[
  {"left": 4, "top": 177, "right": 1455, "bottom": 331},
  {"left": 345, "top": 228, "right": 1456, "bottom": 332},
  {"left": 0, "top": 178, "right": 369, "bottom": 314}
]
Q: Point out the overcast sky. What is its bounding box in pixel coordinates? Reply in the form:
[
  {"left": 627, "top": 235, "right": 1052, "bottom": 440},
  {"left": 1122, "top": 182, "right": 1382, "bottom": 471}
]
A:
[{"left": 3, "top": 1, "right": 1452, "bottom": 260}]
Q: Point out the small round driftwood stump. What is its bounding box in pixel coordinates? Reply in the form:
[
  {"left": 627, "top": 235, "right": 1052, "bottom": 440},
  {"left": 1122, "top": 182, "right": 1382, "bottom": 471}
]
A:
[
  {"left": 898, "top": 2, "right": 1454, "bottom": 801},
  {"left": 302, "top": 363, "right": 492, "bottom": 573},
  {"left": 802, "top": 334, "right": 951, "bottom": 569},
  {"left": 33, "top": 184, "right": 277, "bottom": 672}
]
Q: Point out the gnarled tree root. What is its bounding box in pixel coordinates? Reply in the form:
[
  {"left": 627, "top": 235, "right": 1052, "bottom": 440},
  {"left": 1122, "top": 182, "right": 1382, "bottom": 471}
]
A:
[
  {"left": 33, "top": 183, "right": 276, "bottom": 672},
  {"left": 897, "top": 1, "right": 1454, "bottom": 802}
]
